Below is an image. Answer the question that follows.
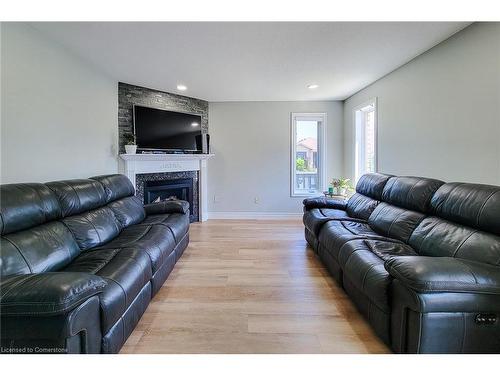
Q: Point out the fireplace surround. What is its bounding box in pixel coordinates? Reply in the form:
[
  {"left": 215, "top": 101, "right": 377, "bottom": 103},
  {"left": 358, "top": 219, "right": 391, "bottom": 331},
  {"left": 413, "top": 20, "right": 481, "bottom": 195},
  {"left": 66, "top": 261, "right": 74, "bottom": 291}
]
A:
[{"left": 119, "top": 153, "right": 214, "bottom": 221}]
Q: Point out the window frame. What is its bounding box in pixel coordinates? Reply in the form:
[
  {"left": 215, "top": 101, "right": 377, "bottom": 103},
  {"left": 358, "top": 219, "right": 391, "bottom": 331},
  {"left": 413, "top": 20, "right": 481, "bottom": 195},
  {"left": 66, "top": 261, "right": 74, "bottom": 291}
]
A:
[
  {"left": 290, "top": 112, "right": 327, "bottom": 197},
  {"left": 353, "top": 98, "right": 378, "bottom": 184}
]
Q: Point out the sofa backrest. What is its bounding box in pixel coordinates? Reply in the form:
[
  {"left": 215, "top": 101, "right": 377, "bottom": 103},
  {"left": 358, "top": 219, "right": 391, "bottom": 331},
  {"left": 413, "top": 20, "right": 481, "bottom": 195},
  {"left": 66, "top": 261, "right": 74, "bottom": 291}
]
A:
[
  {"left": 0, "top": 183, "right": 80, "bottom": 276},
  {"left": 45, "top": 179, "right": 120, "bottom": 250},
  {"left": 346, "top": 173, "right": 392, "bottom": 220},
  {"left": 431, "top": 182, "right": 500, "bottom": 235},
  {"left": 90, "top": 174, "right": 145, "bottom": 228},
  {"left": 409, "top": 182, "right": 500, "bottom": 265},
  {"left": 368, "top": 176, "right": 444, "bottom": 242},
  {"left": 46, "top": 175, "right": 145, "bottom": 251},
  {"left": 1, "top": 175, "right": 145, "bottom": 276}
]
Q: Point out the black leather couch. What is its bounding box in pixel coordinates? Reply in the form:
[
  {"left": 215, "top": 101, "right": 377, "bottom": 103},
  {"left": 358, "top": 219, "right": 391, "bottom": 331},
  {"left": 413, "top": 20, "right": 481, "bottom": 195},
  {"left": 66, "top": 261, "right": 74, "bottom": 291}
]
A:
[
  {"left": 0, "top": 174, "right": 190, "bottom": 353},
  {"left": 303, "top": 173, "right": 500, "bottom": 353}
]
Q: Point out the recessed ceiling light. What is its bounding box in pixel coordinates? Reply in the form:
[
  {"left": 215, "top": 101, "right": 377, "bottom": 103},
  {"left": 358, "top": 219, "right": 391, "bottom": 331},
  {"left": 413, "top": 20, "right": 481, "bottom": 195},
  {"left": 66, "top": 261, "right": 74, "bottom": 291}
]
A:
[
  {"left": 307, "top": 84, "right": 319, "bottom": 89},
  {"left": 191, "top": 122, "right": 199, "bottom": 127},
  {"left": 177, "top": 84, "right": 187, "bottom": 91}
]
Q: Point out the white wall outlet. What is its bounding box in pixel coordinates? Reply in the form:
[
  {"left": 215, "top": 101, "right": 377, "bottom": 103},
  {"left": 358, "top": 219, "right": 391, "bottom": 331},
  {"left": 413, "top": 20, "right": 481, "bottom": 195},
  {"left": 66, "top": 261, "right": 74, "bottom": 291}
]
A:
[
  {"left": 213, "top": 195, "right": 219, "bottom": 203},
  {"left": 254, "top": 197, "right": 259, "bottom": 204}
]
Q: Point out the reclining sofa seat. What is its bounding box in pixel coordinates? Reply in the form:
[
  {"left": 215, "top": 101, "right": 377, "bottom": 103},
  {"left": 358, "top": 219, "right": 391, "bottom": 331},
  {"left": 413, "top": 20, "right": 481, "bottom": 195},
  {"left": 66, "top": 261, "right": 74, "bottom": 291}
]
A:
[
  {"left": 322, "top": 176, "right": 445, "bottom": 343},
  {"left": 388, "top": 182, "right": 500, "bottom": 353},
  {"left": 303, "top": 174, "right": 500, "bottom": 353},
  {"left": 303, "top": 173, "right": 393, "bottom": 252},
  {"left": 0, "top": 174, "right": 190, "bottom": 354}
]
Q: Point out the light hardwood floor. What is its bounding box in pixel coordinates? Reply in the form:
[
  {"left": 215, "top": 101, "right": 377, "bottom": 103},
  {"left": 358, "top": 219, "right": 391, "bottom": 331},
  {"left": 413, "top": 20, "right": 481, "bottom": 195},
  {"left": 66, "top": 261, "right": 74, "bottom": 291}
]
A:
[{"left": 120, "top": 219, "right": 390, "bottom": 354}]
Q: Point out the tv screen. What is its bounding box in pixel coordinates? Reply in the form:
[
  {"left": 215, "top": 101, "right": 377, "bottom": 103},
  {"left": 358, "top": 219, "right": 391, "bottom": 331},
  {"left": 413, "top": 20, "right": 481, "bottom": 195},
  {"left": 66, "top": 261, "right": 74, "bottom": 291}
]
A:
[{"left": 133, "top": 106, "right": 202, "bottom": 152}]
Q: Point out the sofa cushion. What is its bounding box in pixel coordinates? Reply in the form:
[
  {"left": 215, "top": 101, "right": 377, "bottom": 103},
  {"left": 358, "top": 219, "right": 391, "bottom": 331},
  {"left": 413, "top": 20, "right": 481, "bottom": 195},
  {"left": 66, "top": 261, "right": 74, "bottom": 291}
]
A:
[
  {"left": 96, "top": 224, "right": 176, "bottom": 273},
  {"left": 430, "top": 182, "right": 500, "bottom": 236},
  {"left": 345, "top": 193, "right": 380, "bottom": 221},
  {"left": 320, "top": 209, "right": 360, "bottom": 221},
  {"left": 46, "top": 179, "right": 107, "bottom": 217},
  {"left": 138, "top": 213, "right": 190, "bottom": 243},
  {"left": 364, "top": 239, "right": 417, "bottom": 261},
  {"left": 381, "top": 176, "right": 444, "bottom": 213},
  {"left": 344, "top": 173, "right": 392, "bottom": 220},
  {"left": 342, "top": 242, "right": 392, "bottom": 313},
  {"left": 62, "top": 207, "right": 121, "bottom": 251},
  {"left": 385, "top": 256, "right": 500, "bottom": 294},
  {"left": 303, "top": 208, "right": 364, "bottom": 236},
  {"left": 365, "top": 176, "right": 444, "bottom": 243},
  {"left": 355, "top": 173, "right": 393, "bottom": 200},
  {"left": 337, "top": 239, "right": 414, "bottom": 269},
  {"left": 341, "top": 238, "right": 417, "bottom": 314},
  {"left": 1, "top": 222, "right": 81, "bottom": 276},
  {"left": 64, "top": 247, "right": 152, "bottom": 332},
  {"left": 106, "top": 196, "right": 146, "bottom": 229},
  {"left": 300, "top": 174, "right": 391, "bottom": 236},
  {"left": 0, "top": 183, "right": 61, "bottom": 235},
  {"left": 368, "top": 202, "right": 426, "bottom": 243},
  {"left": 409, "top": 217, "right": 500, "bottom": 266},
  {"left": 318, "top": 220, "right": 396, "bottom": 262},
  {"left": 90, "top": 174, "right": 135, "bottom": 203}
]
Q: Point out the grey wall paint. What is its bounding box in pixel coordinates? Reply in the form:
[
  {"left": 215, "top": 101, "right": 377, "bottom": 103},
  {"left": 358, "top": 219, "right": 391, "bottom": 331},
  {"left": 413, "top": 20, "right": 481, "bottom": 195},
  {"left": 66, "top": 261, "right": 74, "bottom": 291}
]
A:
[
  {"left": 118, "top": 82, "right": 208, "bottom": 152},
  {"left": 344, "top": 22, "right": 500, "bottom": 185},
  {"left": 208, "top": 101, "right": 344, "bottom": 213},
  {"left": 3, "top": 20, "right": 498, "bottom": 202},
  {"left": 1, "top": 23, "right": 118, "bottom": 183}
]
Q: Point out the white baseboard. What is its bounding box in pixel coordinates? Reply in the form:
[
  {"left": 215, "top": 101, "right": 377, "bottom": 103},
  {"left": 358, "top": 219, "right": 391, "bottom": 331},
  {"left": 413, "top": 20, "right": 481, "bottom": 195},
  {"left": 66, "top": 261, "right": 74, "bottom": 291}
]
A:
[{"left": 207, "top": 211, "right": 302, "bottom": 220}]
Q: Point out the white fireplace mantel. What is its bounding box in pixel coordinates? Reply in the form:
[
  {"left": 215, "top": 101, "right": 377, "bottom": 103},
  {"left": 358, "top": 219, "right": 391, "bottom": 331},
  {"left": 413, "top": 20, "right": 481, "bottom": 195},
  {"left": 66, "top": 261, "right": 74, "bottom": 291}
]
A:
[{"left": 119, "top": 153, "right": 214, "bottom": 221}]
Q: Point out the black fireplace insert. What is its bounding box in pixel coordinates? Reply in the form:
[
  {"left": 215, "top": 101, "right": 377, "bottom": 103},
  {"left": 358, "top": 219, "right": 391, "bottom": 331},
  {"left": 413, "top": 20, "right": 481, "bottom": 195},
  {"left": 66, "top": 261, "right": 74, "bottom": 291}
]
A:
[{"left": 144, "top": 178, "right": 194, "bottom": 219}]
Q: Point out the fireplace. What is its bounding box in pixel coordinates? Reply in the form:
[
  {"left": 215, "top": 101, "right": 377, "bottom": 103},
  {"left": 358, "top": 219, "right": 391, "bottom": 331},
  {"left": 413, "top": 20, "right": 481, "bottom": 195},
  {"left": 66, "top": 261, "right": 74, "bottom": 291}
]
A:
[
  {"left": 144, "top": 178, "right": 193, "bottom": 206},
  {"left": 135, "top": 171, "right": 199, "bottom": 222},
  {"left": 120, "top": 153, "right": 213, "bottom": 221}
]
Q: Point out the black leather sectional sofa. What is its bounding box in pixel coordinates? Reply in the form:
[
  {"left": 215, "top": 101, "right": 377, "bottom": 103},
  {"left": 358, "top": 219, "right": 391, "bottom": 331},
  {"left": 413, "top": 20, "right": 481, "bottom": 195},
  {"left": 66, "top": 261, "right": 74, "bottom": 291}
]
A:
[
  {"left": 0, "top": 174, "right": 190, "bottom": 354},
  {"left": 303, "top": 173, "right": 500, "bottom": 353}
]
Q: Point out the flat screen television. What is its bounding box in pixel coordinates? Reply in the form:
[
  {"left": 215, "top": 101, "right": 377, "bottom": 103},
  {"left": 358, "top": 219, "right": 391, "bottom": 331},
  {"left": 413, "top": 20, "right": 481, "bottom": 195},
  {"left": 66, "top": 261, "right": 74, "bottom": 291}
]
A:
[{"left": 133, "top": 105, "right": 203, "bottom": 152}]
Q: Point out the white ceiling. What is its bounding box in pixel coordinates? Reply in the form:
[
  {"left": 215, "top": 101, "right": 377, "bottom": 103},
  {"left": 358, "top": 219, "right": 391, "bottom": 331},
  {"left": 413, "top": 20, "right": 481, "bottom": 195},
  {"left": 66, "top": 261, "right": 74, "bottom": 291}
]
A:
[{"left": 30, "top": 22, "right": 470, "bottom": 102}]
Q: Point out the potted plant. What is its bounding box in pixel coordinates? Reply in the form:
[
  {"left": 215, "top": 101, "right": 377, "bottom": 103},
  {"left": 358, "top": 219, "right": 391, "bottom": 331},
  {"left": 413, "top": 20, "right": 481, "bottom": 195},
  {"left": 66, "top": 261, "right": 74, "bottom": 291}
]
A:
[
  {"left": 124, "top": 133, "right": 137, "bottom": 154},
  {"left": 337, "top": 177, "right": 353, "bottom": 196},
  {"left": 331, "top": 178, "right": 340, "bottom": 195},
  {"left": 331, "top": 177, "right": 353, "bottom": 196}
]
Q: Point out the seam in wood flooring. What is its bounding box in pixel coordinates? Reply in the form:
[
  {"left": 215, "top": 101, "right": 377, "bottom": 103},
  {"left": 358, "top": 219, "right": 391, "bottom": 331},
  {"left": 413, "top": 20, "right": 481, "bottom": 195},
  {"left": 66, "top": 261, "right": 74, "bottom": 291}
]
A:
[{"left": 120, "top": 219, "right": 390, "bottom": 354}]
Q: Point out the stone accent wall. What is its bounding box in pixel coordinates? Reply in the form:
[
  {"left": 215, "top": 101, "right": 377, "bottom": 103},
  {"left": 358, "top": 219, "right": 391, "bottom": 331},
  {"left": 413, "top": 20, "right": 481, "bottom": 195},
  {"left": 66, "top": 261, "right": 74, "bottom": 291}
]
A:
[{"left": 118, "top": 82, "right": 209, "bottom": 152}]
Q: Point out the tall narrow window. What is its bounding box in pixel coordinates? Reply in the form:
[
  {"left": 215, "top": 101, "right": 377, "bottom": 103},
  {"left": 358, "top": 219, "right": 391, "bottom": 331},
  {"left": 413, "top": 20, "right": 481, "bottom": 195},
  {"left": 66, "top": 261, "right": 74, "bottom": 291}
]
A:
[
  {"left": 291, "top": 113, "right": 326, "bottom": 197},
  {"left": 354, "top": 99, "right": 377, "bottom": 183}
]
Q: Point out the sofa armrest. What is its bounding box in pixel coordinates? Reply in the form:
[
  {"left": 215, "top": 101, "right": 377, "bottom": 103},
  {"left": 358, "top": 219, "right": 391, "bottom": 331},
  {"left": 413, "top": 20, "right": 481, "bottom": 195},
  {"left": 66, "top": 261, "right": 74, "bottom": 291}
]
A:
[
  {"left": 385, "top": 256, "right": 500, "bottom": 295},
  {"left": 0, "top": 272, "right": 107, "bottom": 316},
  {"left": 302, "top": 197, "right": 347, "bottom": 211},
  {"left": 144, "top": 199, "right": 190, "bottom": 215}
]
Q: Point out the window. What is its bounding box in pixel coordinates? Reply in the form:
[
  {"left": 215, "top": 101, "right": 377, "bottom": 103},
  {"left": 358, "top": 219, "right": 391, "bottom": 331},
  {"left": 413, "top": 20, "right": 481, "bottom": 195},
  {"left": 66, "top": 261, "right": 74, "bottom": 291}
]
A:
[
  {"left": 354, "top": 99, "right": 377, "bottom": 183},
  {"left": 291, "top": 113, "right": 326, "bottom": 197}
]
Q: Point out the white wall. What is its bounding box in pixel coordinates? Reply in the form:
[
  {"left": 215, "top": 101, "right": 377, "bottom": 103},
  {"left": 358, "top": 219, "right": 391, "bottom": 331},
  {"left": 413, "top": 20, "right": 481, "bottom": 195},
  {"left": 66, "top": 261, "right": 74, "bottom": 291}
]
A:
[
  {"left": 1, "top": 23, "right": 118, "bottom": 183},
  {"left": 208, "top": 101, "right": 343, "bottom": 216},
  {"left": 2, "top": 21, "right": 498, "bottom": 199},
  {"left": 344, "top": 22, "right": 500, "bottom": 185}
]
